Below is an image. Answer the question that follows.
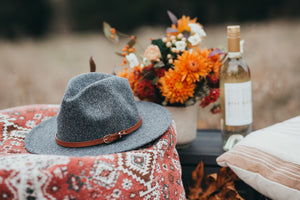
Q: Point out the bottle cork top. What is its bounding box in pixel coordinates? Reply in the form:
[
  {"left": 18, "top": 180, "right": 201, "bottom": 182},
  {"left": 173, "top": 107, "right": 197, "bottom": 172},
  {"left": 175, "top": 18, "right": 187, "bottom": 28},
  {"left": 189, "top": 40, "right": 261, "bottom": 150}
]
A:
[
  {"left": 227, "top": 25, "right": 240, "bottom": 38},
  {"left": 227, "top": 25, "right": 240, "bottom": 53}
]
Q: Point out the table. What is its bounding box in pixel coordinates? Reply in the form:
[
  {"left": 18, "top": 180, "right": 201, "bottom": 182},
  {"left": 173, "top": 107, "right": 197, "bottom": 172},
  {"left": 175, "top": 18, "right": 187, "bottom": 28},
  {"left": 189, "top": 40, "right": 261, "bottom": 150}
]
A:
[{"left": 177, "top": 129, "right": 222, "bottom": 191}]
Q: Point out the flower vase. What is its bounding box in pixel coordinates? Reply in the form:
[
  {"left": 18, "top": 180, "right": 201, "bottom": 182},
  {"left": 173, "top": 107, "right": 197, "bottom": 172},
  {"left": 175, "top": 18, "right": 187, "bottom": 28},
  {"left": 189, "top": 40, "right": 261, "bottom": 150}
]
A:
[{"left": 165, "top": 104, "right": 198, "bottom": 148}]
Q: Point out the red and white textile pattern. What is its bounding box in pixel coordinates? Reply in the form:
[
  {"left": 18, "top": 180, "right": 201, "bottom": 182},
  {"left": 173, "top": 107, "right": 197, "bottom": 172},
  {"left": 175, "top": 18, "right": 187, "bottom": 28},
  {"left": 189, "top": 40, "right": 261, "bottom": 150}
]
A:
[{"left": 0, "top": 105, "right": 185, "bottom": 200}]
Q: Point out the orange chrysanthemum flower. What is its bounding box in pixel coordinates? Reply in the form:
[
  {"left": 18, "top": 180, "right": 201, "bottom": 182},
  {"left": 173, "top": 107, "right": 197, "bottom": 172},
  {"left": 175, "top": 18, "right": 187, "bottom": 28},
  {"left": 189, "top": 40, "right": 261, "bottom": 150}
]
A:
[
  {"left": 168, "top": 15, "right": 197, "bottom": 37},
  {"left": 126, "top": 65, "right": 142, "bottom": 94},
  {"left": 117, "top": 67, "right": 129, "bottom": 79},
  {"left": 159, "top": 69, "right": 196, "bottom": 104},
  {"left": 173, "top": 48, "right": 211, "bottom": 84},
  {"left": 207, "top": 52, "right": 222, "bottom": 77},
  {"left": 172, "top": 15, "right": 197, "bottom": 33}
]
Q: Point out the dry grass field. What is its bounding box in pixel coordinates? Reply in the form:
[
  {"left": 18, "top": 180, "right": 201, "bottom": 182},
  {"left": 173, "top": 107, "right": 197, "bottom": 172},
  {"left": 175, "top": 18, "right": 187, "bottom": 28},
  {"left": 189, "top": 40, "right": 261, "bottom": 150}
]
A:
[{"left": 0, "top": 19, "right": 299, "bottom": 130}]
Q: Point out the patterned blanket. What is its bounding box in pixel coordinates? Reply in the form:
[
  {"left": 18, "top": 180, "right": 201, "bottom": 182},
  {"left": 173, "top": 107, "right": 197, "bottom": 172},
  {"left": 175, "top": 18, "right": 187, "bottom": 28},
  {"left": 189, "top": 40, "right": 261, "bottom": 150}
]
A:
[{"left": 0, "top": 105, "right": 185, "bottom": 200}]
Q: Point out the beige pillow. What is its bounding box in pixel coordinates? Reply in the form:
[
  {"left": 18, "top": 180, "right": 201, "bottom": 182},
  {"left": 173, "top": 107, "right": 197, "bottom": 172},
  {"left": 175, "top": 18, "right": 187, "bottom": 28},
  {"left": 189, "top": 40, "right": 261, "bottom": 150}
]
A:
[{"left": 217, "top": 116, "right": 300, "bottom": 200}]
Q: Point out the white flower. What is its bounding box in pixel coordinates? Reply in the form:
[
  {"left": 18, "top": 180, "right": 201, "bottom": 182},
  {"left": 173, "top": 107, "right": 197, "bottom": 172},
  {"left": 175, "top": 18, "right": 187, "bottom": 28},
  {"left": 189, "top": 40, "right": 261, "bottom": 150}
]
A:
[
  {"left": 177, "top": 33, "right": 183, "bottom": 39},
  {"left": 166, "top": 42, "right": 172, "bottom": 47},
  {"left": 188, "top": 33, "right": 202, "bottom": 46},
  {"left": 143, "top": 57, "right": 152, "bottom": 66},
  {"left": 125, "top": 53, "right": 139, "bottom": 68},
  {"left": 171, "top": 47, "right": 177, "bottom": 52},
  {"left": 175, "top": 41, "right": 186, "bottom": 51},
  {"left": 198, "top": 28, "right": 207, "bottom": 37},
  {"left": 188, "top": 23, "right": 206, "bottom": 37}
]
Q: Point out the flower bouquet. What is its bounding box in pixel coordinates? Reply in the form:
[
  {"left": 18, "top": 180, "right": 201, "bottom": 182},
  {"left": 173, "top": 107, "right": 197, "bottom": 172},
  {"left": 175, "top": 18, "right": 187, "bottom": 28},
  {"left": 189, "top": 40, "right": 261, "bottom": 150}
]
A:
[
  {"left": 103, "top": 11, "right": 225, "bottom": 146},
  {"left": 103, "top": 11, "right": 224, "bottom": 112}
]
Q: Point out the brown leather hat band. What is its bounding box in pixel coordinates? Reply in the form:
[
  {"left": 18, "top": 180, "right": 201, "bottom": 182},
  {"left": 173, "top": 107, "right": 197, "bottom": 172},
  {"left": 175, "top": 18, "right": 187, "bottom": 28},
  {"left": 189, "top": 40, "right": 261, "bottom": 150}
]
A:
[{"left": 55, "top": 116, "right": 142, "bottom": 148}]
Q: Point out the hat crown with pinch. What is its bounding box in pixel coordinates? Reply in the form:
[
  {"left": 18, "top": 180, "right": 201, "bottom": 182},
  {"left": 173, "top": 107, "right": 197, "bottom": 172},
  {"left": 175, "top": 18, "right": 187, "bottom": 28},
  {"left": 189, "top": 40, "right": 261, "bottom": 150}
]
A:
[{"left": 56, "top": 73, "right": 140, "bottom": 145}]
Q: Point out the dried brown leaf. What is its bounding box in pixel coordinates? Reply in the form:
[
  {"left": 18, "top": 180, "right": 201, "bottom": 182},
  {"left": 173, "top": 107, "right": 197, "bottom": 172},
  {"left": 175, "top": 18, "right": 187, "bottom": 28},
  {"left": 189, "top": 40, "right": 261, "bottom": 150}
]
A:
[
  {"left": 191, "top": 161, "right": 204, "bottom": 183},
  {"left": 188, "top": 188, "right": 204, "bottom": 200},
  {"left": 217, "top": 167, "right": 239, "bottom": 188},
  {"left": 205, "top": 173, "right": 217, "bottom": 185},
  {"left": 89, "top": 56, "right": 96, "bottom": 72},
  {"left": 210, "top": 181, "right": 245, "bottom": 200},
  {"left": 201, "top": 183, "right": 218, "bottom": 199},
  {"left": 188, "top": 161, "right": 205, "bottom": 200},
  {"left": 127, "top": 37, "right": 136, "bottom": 48},
  {"left": 208, "top": 195, "right": 222, "bottom": 200},
  {"left": 218, "top": 182, "right": 241, "bottom": 200},
  {"left": 188, "top": 163, "right": 244, "bottom": 200},
  {"left": 236, "top": 192, "right": 245, "bottom": 200}
]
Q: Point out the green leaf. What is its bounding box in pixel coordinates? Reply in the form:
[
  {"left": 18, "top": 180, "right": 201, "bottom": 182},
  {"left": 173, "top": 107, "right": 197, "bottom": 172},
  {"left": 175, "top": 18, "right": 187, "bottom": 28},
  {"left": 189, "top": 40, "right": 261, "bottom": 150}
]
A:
[
  {"left": 151, "top": 39, "right": 163, "bottom": 47},
  {"left": 152, "top": 39, "right": 174, "bottom": 68},
  {"left": 152, "top": 76, "right": 159, "bottom": 85},
  {"left": 153, "top": 61, "right": 164, "bottom": 68},
  {"left": 143, "top": 71, "right": 155, "bottom": 80}
]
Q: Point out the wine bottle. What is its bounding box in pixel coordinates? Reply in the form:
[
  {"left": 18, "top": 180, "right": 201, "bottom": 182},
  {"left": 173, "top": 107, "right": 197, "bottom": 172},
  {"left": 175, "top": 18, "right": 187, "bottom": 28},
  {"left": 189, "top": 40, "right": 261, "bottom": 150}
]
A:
[{"left": 220, "top": 25, "right": 252, "bottom": 151}]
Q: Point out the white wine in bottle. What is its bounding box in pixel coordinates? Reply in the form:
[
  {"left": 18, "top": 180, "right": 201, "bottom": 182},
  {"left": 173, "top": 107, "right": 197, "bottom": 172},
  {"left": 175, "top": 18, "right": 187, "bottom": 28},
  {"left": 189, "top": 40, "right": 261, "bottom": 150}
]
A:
[{"left": 220, "top": 25, "right": 252, "bottom": 151}]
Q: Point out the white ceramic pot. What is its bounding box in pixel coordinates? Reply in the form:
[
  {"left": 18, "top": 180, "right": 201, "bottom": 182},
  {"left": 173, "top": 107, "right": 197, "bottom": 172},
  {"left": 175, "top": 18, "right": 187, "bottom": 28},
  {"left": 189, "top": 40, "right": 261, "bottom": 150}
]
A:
[{"left": 165, "top": 104, "right": 198, "bottom": 148}]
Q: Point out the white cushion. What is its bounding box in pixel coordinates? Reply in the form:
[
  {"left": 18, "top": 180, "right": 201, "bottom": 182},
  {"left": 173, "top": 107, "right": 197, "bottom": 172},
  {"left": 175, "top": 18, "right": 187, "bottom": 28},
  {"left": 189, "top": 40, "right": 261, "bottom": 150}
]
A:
[{"left": 217, "top": 116, "right": 300, "bottom": 200}]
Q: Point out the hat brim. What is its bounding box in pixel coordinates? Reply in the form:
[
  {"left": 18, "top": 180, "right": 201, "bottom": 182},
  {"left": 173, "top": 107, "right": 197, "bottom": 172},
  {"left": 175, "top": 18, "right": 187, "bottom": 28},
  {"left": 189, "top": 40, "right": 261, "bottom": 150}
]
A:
[{"left": 25, "top": 101, "right": 172, "bottom": 156}]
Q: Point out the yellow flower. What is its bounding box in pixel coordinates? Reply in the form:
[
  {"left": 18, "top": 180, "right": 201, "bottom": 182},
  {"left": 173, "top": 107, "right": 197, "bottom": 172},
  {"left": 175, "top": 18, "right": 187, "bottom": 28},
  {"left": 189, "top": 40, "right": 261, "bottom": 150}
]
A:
[
  {"left": 173, "top": 48, "right": 211, "bottom": 84},
  {"left": 159, "top": 69, "right": 196, "bottom": 104}
]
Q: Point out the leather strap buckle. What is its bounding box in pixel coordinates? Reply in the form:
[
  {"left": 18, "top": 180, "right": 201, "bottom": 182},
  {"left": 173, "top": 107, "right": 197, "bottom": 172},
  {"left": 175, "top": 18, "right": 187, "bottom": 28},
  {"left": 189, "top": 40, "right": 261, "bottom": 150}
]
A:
[
  {"left": 103, "top": 135, "right": 113, "bottom": 144},
  {"left": 118, "top": 131, "right": 125, "bottom": 138}
]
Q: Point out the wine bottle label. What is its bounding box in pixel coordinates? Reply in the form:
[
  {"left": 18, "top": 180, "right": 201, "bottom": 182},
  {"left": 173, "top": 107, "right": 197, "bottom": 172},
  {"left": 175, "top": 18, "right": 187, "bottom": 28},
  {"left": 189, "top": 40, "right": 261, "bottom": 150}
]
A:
[{"left": 224, "top": 81, "right": 252, "bottom": 126}]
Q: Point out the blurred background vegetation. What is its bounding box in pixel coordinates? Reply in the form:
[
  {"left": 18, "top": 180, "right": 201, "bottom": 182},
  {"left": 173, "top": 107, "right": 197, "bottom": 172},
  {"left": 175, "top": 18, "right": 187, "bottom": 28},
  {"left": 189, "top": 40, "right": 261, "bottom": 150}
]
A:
[
  {"left": 0, "top": 0, "right": 299, "bottom": 38},
  {"left": 0, "top": 0, "right": 299, "bottom": 129}
]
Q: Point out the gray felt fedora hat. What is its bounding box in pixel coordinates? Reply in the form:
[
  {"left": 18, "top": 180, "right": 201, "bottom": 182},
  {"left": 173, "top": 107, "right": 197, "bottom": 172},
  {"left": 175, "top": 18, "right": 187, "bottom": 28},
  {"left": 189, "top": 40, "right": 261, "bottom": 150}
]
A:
[{"left": 25, "top": 72, "right": 172, "bottom": 156}]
